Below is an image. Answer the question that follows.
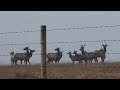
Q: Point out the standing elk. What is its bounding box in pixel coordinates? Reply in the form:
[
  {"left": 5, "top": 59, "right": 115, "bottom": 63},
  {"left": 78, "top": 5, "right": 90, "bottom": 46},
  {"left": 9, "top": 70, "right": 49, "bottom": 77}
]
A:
[
  {"left": 12, "top": 47, "right": 35, "bottom": 65},
  {"left": 46, "top": 47, "right": 63, "bottom": 64},
  {"left": 93, "top": 41, "right": 107, "bottom": 63},
  {"left": 67, "top": 51, "right": 79, "bottom": 63},
  {"left": 79, "top": 44, "right": 96, "bottom": 63},
  {"left": 73, "top": 50, "right": 83, "bottom": 63},
  {"left": 23, "top": 47, "right": 34, "bottom": 65},
  {"left": 10, "top": 51, "right": 14, "bottom": 65}
]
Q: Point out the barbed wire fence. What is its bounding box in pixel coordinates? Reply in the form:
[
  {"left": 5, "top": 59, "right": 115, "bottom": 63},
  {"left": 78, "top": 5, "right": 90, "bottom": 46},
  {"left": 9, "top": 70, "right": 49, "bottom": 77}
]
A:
[
  {"left": 1, "top": 24, "right": 120, "bottom": 78},
  {"left": 0, "top": 24, "right": 120, "bottom": 56},
  {"left": 0, "top": 25, "right": 120, "bottom": 61}
]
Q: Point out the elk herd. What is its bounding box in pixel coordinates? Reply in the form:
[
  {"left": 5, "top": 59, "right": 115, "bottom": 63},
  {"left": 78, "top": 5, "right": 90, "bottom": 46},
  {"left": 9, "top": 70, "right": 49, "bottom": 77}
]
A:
[
  {"left": 46, "top": 41, "right": 108, "bottom": 64},
  {"left": 10, "top": 41, "right": 108, "bottom": 66}
]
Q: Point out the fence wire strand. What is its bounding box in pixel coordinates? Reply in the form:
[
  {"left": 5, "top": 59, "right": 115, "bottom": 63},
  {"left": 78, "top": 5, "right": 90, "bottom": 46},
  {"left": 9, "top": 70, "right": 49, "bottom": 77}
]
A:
[
  {"left": 0, "top": 24, "right": 120, "bottom": 34},
  {"left": 0, "top": 39, "right": 120, "bottom": 46},
  {"left": 1, "top": 52, "right": 120, "bottom": 57},
  {"left": 0, "top": 30, "right": 40, "bottom": 35},
  {"left": 0, "top": 25, "right": 120, "bottom": 57},
  {"left": 47, "top": 25, "right": 120, "bottom": 31}
]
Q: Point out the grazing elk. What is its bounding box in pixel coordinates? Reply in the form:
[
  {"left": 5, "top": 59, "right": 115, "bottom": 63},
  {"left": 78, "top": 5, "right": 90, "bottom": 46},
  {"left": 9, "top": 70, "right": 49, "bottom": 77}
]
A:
[{"left": 46, "top": 47, "right": 63, "bottom": 64}]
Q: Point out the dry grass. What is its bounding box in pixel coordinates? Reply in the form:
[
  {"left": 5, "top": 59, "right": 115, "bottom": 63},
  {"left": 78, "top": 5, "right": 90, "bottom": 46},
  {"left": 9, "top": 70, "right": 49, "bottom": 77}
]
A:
[{"left": 0, "top": 62, "right": 120, "bottom": 79}]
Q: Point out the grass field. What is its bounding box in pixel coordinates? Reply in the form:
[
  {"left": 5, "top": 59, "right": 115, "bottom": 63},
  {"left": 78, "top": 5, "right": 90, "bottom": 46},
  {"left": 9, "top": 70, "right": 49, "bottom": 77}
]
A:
[{"left": 0, "top": 62, "right": 120, "bottom": 79}]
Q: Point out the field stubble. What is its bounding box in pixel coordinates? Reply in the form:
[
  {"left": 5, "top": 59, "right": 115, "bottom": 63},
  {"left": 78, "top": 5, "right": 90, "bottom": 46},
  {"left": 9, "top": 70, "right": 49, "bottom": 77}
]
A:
[{"left": 0, "top": 62, "right": 120, "bottom": 79}]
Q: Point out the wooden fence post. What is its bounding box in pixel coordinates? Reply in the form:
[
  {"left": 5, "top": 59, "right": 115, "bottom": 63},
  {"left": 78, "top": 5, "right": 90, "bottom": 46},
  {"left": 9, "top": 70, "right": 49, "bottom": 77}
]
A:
[{"left": 41, "top": 25, "right": 47, "bottom": 79}]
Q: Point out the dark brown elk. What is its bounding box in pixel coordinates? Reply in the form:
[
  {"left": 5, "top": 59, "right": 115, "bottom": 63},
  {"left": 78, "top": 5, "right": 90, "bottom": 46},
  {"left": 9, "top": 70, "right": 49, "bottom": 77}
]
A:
[{"left": 73, "top": 50, "right": 83, "bottom": 63}]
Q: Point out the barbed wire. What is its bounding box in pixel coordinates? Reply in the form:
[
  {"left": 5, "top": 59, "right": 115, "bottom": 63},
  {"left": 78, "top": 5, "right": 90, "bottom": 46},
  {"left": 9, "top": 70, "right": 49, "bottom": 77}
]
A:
[
  {"left": 0, "top": 43, "right": 41, "bottom": 46},
  {"left": 47, "top": 40, "right": 120, "bottom": 44},
  {"left": 65, "top": 52, "right": 120, "bottom": 55},
  {"left": 0, "top": 53, "right": 39, "bottom": 57},
  {"left": 1, "top": 52, "right": 120, "bottom": 57},
  {"left": 47, "top": 25, "right": 120, "bottom": 31},
  {"left": 0, "top": 39, "right": 120, "bottom": 46},
  {"left": 0, "top": 30, "right": 40, "bottom": 35},
  {"left": 0, "top": 24, "right": 120, "bottom": 35}
]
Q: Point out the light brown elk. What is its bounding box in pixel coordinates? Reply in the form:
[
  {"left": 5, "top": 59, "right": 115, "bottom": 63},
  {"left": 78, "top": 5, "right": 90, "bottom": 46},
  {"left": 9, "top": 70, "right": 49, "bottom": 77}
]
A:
[
  {"left": 46, "top": 47, "right": 63, "bottom": 64},
  {"left": 12, "top": 47, "right": 35, "bottom": 65}
]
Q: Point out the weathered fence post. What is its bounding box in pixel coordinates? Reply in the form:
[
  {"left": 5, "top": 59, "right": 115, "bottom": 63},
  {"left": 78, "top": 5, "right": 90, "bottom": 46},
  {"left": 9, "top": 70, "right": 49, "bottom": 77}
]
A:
[{"left": 41, "top": 25, "right": 47, "bottom": 79}]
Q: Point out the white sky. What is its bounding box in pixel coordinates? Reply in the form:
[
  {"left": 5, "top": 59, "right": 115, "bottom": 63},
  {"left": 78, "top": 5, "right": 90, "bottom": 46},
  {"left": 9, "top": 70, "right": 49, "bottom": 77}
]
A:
[{"left": 0, "top": 11, "right": 120, "bottom": 65}]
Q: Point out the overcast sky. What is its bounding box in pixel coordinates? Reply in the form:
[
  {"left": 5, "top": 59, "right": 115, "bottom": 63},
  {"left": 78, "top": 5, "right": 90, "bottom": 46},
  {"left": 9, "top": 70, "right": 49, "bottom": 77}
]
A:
[{"left": 0, "top": 11, "right": 120, "bottom": 65}]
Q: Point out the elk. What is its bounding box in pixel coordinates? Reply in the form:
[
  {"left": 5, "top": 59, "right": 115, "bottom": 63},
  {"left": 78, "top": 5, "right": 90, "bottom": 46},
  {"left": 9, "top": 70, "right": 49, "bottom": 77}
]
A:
[
  {"left": 93, "top": 41, "right": 108, "bottom": 63},
  {"left": 10, "top": 51, "right": 14, "bottom": 65},
  {"left": 73, "top": 50, "right": 83, "bottom": 63},
  {"left": 12, "top": 47, "right": 35, "bottom": 65},
  {"left": 79, "top": 44, "right": 96, "bottom": 63},
  {"left": 46, "top": 47, "right": 63, "bottom": 64},
  {"left": 54, "top": 47, "right": 63, "bottom": 63},
  {"left": 24, "top": 49, "right": 35, "bottom": 65},
  {"left": 23, "top": 47, "right": 33, "bottom": 65},
  {"left": 67, "top": 51, "right": 79, "bottom": 64}
]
